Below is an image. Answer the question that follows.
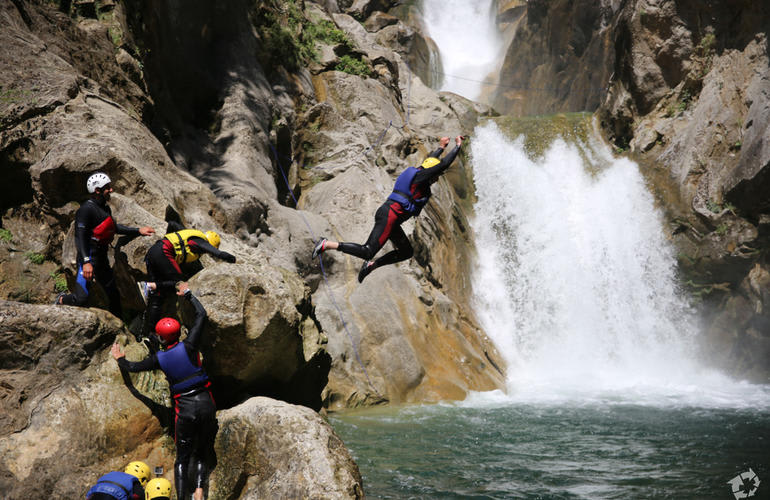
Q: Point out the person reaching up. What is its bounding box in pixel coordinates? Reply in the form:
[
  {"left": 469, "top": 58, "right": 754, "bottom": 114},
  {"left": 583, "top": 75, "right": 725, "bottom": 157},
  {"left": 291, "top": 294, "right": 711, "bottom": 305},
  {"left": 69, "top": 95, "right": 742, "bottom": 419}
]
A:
[
  {"left": 312, "top": 135, "right": 463, "bottom": 282},
  {"left": 112, "top": 287, "right": 217, "bottom": 500}
]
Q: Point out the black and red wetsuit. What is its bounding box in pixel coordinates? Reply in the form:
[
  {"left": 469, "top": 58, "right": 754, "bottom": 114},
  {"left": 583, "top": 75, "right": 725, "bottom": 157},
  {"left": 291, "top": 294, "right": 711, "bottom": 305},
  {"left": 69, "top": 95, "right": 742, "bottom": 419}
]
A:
[
  {"left": 118, "top": 292, "right": 217, "bottom": 500},
  {"left": 143, "top": 221, "right": 234, "bottom": 334},
  {"left": 337, "top": 144, "right": 461, "bottom": 270},
  {"left": 60, "top": 197, "right": 140, "bottom": 317}
]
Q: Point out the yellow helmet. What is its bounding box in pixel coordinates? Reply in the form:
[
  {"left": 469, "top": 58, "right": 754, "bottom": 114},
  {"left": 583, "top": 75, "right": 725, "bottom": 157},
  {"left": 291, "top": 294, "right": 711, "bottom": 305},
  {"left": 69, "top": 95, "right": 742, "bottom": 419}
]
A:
[
  {"left": 205, "top": 230, "right": 221, "bottom": 248},
  {"left": 420, "top": 157, "right": 441, "bottom": 169},
  {"left": 145, "top": 477, "right": 172, "bottom": 499},
  {"left": 124, "top": 461, "right": 151, "bottom": 487}
]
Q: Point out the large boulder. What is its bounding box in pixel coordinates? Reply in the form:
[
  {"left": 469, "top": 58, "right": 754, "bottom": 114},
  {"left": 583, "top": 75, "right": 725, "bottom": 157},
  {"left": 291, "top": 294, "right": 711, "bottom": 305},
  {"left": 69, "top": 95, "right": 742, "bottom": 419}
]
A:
[
  {"left": 0, "top": 301, "right": 175, "bottom": 499},
  {"left": 210, "top": 397, "right": 363, "bottom": 499},
  {"left": 187, "top": 263, "right": 331, "bottom": 411}
]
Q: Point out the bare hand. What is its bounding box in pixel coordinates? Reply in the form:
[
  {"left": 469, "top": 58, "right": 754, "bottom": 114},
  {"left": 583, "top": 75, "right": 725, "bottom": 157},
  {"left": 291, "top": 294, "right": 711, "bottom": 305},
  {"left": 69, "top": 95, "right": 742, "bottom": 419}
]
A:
[
  {"left": 111, "top": 342, "right": 125, "bottom": 360},
  {"left": 139, "top": 226, "right": 155, "bottom": 236},
  {"left": 176, "top": 281, "right": 190, "bottom": 296},
  {"left": 440, "top": 136, "right": 450, "bottom": 148},
  {"left": 82, "top": 262, "right": 94, "bottom": 281},
  {"left": 455, "top": 135, "right": 463, "bottom": 146}
]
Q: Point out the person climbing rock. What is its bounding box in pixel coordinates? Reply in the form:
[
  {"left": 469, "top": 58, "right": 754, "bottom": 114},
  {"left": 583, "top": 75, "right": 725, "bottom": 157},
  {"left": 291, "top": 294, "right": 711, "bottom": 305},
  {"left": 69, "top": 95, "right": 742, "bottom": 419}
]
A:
[
  {"left": 56, "top": 172, "right": 155, "bottom": 318},
  {"left": 112, "top": 287, "right": 217, "bottom": 500},
  {"left": 139, "top": 221, "right": 235, "bottom": 337},
  {"left": 86, "top": 460, "right": 150, "bottom": 500},
  {"left": 144, "top": 477, "right": 172, "bottom": 500},
  {"left": 312, "top": 135, "right": 464, "bottom": 282}
]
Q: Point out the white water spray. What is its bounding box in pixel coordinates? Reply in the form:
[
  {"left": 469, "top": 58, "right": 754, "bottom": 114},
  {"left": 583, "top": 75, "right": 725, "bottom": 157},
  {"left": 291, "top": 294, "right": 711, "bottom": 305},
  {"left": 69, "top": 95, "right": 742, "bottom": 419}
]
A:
[
  {"left": 421, "top": 0, "right": 502, "bottom": 100},
  {"left": 468, "top": 122, "right": 770, "bottom": 406}
]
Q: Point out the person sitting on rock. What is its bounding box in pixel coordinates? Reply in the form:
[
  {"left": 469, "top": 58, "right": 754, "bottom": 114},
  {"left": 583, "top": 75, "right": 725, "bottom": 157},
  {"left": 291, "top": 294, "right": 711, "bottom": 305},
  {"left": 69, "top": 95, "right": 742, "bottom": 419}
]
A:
[
  {"left": 145, "top": 477, "right": 173, "bottom": 500},
  {"left": 86, "top": 460, "right": 150, "bottom": 500},
  {"left": 312, "top": 135, "right": 463, "bottom": 282},
  {"left": 112, "top": 286, "right": 217, "bottom": 500},
  {"left": 139, "top": 221, "right": 235, "bottom": 337},
  {"left": 56, "top": 172, "right": 155, "bottom": 318}
]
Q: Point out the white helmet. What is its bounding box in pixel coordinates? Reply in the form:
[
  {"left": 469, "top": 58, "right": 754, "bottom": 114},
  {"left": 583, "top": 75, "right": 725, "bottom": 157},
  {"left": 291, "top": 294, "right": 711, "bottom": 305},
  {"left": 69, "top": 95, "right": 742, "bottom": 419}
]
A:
[{"left": 86, "top": 172, "right": 111, "bottom": 193}]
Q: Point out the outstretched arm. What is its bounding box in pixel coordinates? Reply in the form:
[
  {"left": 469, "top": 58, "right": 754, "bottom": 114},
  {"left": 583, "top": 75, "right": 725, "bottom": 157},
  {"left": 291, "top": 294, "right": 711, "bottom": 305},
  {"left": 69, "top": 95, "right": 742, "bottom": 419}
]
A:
[
  {"left": 183, "top": 291, "right": 208, "bottom": 350},
  {"left": 188, "top": 237, "right": 236, "bottom": 263},
  {"left": 413, "top": 136, "right": 463, "bottom": 184},
  {"left": 112, "top": 342, "right": 158, "bottom": 372}
]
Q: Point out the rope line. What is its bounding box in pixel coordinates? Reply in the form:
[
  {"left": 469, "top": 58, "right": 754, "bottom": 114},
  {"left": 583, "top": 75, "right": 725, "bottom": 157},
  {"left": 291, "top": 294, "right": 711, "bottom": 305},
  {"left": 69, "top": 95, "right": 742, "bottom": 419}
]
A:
[{"left": 430, "top": 68, "right": 610, "bottom": 93}]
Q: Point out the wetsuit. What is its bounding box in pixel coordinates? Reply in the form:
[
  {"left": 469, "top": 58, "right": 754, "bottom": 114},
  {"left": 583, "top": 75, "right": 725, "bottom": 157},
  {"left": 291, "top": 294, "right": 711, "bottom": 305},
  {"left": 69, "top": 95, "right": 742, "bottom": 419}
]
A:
[
  {"left": 118, "top": 292, "right": 217, "bottom": 500},
  {"left": 60, "top": 197, "right": 140, "bottom": 317},
  {"left": 86, "top": 471, "right": 144, "bottom": 500},
  {"left": 143, "top": 222, "right": 235, "bottom": 335},
  {"left": 337, "top": 144, "right": 460, "bottom": 271}
]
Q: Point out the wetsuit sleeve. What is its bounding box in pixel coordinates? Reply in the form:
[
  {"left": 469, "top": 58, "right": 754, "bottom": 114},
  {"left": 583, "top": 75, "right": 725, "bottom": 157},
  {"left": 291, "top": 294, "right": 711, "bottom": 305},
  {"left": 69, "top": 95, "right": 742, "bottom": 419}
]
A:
[
  {"left": 183, "top": 292, "right": 208, "bottom": 351},
  {"left": 116, "top": 223, "right": 141, "bottom": 236},
  {"left": 188, "top": 237, "right": 236, "bottom": 263},
  {"left": 412, "top": 145, "right": 461, "bottom": 184},
  {"left": 188, "top": 237, "right": 221, "bottom": 257},
  {"left": 427, "top": 147, "right": 445, "bottom": 159},
  {"left": 117, "top": 353, "right": 159, "bottom": 372},
  {"left": 166, "top": 220, "right": 184, "bottom": 233},
  {"left": 74, "top": 204, "right": 93, "bottom": 261}
]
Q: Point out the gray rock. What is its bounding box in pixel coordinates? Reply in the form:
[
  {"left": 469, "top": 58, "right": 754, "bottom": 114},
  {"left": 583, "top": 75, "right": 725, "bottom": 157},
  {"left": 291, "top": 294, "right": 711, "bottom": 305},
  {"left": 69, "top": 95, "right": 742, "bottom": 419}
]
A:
[{"left": 210, "top": 397, "right": 363, "bottom": 499}]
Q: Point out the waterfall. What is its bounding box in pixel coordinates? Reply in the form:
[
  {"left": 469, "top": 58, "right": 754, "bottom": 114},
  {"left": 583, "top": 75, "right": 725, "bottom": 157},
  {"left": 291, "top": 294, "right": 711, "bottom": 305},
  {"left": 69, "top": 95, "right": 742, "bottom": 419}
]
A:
[
  {"left": 468, "top": 120, "right": 750, "bottom": 402},
  {"left": 421, "top": 0, "right": 502, "bottom": 100}
]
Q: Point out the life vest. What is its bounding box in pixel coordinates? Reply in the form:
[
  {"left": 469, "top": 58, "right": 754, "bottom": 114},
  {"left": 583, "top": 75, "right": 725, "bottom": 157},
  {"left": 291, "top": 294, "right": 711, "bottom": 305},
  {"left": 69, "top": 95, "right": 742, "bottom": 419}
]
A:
[
  {"left": 386, "top": 167, "right": 430, "bottom": 215},
  {"left": 164, "top": 229, "right": 207, "bottom": 264},
  {"left": 156, "top": 342, "right": 209, "bottom": 396},
  {"left": 86, "top": 471, "right": 139, "bottom": 500},
  {"left": 91, "top": 216, "right": 117, "bottom": 245}
]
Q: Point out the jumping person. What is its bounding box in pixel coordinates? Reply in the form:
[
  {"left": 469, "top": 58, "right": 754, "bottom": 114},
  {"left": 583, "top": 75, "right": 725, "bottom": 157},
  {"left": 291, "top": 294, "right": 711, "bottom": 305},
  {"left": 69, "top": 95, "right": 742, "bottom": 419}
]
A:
[
  {"left": 312, "top": 135, "right": 463, "bottom": 282},
  {"left": 86, "top": 460, "right": 150, "bottom": 500},
  {"left": 112, "top": 287, "right": 217, "bottom": 500},
  {"left": 56, "top": 172, "right": 155, "bottom": 317},
  {"left": 140, "top": 221, "right": 235, "bottom": 336}
]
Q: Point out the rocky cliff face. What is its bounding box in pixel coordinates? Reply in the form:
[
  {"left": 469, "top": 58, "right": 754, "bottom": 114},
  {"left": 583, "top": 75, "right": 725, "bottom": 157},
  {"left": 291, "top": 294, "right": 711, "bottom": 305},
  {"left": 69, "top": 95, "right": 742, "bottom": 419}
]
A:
[
  {"left": 492, "top": 0, "right": 770, "bottom": 381},
  {"left": 1, "top": 0, "right": 504, "bottom": 496}
]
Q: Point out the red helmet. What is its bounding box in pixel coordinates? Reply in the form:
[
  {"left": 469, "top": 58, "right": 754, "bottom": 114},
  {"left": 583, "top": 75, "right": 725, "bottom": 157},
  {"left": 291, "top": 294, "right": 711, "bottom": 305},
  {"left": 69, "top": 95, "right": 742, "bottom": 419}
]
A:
[{"left": 155, "top": 317, "right": 180, "bottom": 344}]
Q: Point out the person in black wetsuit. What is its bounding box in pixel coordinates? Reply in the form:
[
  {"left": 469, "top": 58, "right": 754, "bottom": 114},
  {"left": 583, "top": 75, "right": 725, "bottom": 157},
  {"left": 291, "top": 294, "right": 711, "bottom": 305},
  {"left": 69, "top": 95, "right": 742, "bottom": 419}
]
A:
[
  {"left": 56, "top": 172, "right": 155, "bottom": 317},
  {"left": 112, "top": 287, "right": 217, "bottom": 500},
  {"left": 312, "top": 135, "right": 463, "bottom": 282},
  {"left": 140, "top": 221, "right": 236, "bottom": 336}
]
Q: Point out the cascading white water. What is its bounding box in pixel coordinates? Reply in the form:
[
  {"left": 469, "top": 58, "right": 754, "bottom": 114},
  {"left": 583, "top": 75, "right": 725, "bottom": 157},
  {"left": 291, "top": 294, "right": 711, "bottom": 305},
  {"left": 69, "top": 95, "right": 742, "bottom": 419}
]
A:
[
  {"left": 468, "top": 122, "right": 764, "bottom": 405},
  {"left": 421, "top": 0, "right": 502, "bottom": 100}
]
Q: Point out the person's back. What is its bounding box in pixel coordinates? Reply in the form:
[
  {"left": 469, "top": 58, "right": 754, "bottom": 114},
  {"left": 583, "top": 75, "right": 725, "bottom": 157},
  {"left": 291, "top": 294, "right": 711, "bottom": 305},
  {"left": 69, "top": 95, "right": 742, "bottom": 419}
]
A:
[{"left": 86, "top": 469, "right": 145, "bottom": 500}]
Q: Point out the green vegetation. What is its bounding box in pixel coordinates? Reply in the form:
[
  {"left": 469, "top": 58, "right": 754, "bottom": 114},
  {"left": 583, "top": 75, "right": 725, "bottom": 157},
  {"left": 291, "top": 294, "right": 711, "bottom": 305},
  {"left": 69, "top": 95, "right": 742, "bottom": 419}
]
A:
[
  {"left": 0, "top": 228, "right": 11, "bottom": 242},
  {"left": 50, "top": 271, "right": 68, "bottom": 292},
  {"left": 250, "top": 1, "right": 365, "bottom": 75},
  {"left": 25, "top": 252, "right": 46, "bottom": 265},
  {"left": 696, "top": 33, "right": 716, "bottom": 57},
  {"left": 108, "top": 26, "right": 123, "bottom": 47},
  {"left": 306, "top": 20, "right": 351, "bottom": 48},
  {"left": 0, "top": 87, "right": 35, "bottom": 105},
  {"left": 335, "top": 55, "right": 371, "bottom": 77},
  {"left": 715, "top": 223, "right": 729, "bottom": 235},
  {"left": 706, "top": 199, "right": 736, "bottom": 214}
]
